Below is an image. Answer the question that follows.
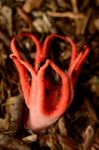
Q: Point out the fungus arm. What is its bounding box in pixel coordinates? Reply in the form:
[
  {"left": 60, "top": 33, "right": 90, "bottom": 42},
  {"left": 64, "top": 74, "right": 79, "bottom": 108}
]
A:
[{"left": 10, "top": 54, "right": 31, "bottom": 108}]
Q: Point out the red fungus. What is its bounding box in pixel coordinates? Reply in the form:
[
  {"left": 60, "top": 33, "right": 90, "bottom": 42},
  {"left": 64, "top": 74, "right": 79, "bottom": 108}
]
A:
[{"left": 10, "top": 33, "right": 90, "bottom": 131}]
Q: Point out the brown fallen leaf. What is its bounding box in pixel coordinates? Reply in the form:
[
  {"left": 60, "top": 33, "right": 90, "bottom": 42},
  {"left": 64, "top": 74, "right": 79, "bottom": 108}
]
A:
[
  {"left": 0, "top": 95, "right": 24, "bottom": 135},
  {"left": 0, "top": 5, "right": 13, "bottom": 36},
  {"left": 82, "top": 125, "right": 95, "bottom": 150}
]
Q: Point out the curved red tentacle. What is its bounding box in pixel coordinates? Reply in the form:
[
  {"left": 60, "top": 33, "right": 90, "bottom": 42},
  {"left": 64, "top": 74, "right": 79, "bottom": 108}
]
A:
[
  {"left": 68, "top": 46, "right": 90, "bottom": 86},
  {"left": 43, "top": 34, "right": 77, "bottom": 68},
  {"left": 10, "top": 54, "right": 31, "bottom": 107},
  {"left": 11, "top": 33, "right": 41, "bottom": 57},
  {"left": 11, "top": 33, "right": 44, "bottom": 71}
]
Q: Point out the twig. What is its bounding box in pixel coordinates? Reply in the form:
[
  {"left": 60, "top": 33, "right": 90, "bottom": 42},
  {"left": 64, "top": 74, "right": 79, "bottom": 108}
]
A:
[
  {"left": 80, "top": 0, "right": 90, "bottom": 11},
  {"left": 47, "top": 11, "right": 85, "bottom": 19},
  {"left": 73, "top": 7, "right": 92, "bottom": 35},
  {"left": 71, "top": 0, "right": 78, "bottom": 13},
  {"left": 17, "top": 7, "right": 33, "bottom": 32},
  {"left": 79, "top": 8, "right": 93, "bottom": 34},
  {"left": 71, "top": 0, "right": 80, "bottom": 35}
]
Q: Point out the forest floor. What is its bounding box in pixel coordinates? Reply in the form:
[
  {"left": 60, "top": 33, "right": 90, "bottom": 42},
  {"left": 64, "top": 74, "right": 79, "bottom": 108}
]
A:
[{"left": 0, "top": 0, "right": 99, "bottom": 149}]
